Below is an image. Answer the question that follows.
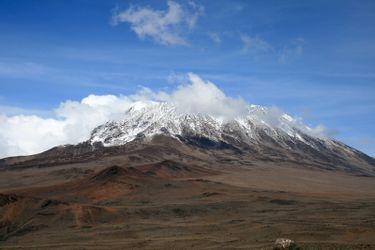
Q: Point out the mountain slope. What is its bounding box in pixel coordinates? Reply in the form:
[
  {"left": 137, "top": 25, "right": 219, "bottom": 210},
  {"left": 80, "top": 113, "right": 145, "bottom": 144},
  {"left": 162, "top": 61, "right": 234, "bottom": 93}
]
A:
[
  {"left": 89, "top": 101, "right": 322, "bottom": 146},
  {"left": 1, "top": 103, "right": 375, "bottom": 249},
  {"left": 88, "top": 101, "right": 375, "bottom": 176},
  {"left": 1, "top": 101, "right": 374, "bottom": 176}
]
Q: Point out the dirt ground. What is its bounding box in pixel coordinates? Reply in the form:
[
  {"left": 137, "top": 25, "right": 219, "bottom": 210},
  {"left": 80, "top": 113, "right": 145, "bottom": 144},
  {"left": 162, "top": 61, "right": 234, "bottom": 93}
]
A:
[{"left": 0, "top": 159, "right": 375, "bottom": 249}]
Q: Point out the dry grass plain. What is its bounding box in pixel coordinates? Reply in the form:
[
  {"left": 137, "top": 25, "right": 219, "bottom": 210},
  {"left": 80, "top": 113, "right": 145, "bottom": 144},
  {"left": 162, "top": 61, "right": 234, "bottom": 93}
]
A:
[{"left": 0, "top": 158, "right": 374, "bottom": 249}]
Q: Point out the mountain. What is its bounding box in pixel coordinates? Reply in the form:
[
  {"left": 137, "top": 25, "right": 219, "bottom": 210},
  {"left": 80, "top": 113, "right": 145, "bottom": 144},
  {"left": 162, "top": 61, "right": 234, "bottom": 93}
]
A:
[
  {"left": 87, "top": 101, "right": 375, "bottom": 176},
  {"left": 1, "top": 101, "right": 374, "bottom": 176},
  {"left": 1, "top": 101, "right": 375, "bottom": 249},
  {"left": 89, "top": 101, "right": 323, "bottom": 146}
]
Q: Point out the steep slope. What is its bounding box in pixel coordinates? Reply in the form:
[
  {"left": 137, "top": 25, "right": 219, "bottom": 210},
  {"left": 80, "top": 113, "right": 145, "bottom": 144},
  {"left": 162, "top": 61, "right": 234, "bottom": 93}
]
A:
[{"left": 89, "top": 101, "right": 375, "bottom": 175}]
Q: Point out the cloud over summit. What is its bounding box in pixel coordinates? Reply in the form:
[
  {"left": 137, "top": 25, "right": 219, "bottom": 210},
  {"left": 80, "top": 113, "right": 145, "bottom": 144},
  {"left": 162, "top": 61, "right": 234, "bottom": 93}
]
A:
[
  {"left": 137, "top": 73, "right": 248, "bottom": 118},
  {"left": 0, "top": 73, "right": 326, "bottom": 158},
  {"left": 0, "top": 73, "right": 245, "bottom": 157}
]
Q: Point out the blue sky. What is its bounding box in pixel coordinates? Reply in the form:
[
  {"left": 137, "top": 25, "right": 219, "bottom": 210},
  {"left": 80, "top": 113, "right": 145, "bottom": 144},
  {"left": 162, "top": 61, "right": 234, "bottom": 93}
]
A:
[{"left": 0, "top": 0, "right": 375, "bottom": 156}]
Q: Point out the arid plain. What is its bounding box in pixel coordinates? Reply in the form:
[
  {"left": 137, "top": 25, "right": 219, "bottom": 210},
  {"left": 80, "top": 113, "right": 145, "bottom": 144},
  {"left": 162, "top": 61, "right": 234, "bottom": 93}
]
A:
[{"left": 1, "top": 136, "right": 374, "bottom": 249}]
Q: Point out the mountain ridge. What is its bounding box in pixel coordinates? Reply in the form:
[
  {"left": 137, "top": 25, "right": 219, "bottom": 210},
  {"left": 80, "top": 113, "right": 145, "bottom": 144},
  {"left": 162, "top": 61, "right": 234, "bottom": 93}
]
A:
[
  {"left": 89, "top": 101, "right": 327, "bottom": 146},
  {"left": 1, "top": 101, "right": 374, "bottom": 176},
  {"left": 1, "top": 102, "right": 375, "bottom": 249}
]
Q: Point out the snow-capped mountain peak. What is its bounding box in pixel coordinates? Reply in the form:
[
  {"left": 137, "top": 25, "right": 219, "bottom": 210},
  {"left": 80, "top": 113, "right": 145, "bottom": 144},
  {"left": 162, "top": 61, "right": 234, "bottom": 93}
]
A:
[{"left": 89, "top": 101, "right": 325, "bottom": 147}]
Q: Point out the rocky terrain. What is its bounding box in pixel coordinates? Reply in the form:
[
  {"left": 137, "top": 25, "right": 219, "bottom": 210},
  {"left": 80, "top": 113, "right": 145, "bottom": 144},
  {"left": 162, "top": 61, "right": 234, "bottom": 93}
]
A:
[{"left": 0, "top": 102, "right": 375, "bottom": 249}]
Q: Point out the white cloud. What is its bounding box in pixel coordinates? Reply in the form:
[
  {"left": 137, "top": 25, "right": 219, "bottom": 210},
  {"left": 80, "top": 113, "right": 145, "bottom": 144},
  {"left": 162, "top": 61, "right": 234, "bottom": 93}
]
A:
[
  {"left": 0, "top": 115, "right": 66, "bottom": 158},
  {"left": 161, "top": 73, "right": 248, "bottom": 118},
  {"left": 0, "top": 73, "right": 326, "bottom": 158},
  {"left": 256, "top": 106, "right": 326, "bottom": 137},
  {"left": 0, "top": 73, "right": 243, "bottom": 158},
  {"left": 0, "top": 95, "right": 136, "bottom": 158},
  {"left": 112, "top": 1, "right": 203, "bottom": 45},
  {"left": 240, "top": 34, "right": 272, "bottom": 53}
]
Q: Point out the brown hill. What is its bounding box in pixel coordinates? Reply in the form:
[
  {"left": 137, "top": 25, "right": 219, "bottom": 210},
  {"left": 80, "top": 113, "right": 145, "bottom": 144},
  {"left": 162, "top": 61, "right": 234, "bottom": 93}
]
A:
[{"left": 0, "top": 135, "right": 374, "bottom": 249}]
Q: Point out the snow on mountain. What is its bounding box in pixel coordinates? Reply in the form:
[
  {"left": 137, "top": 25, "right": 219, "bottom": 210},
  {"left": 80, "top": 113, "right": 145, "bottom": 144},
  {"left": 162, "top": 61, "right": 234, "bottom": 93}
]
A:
[
  {"left": 86, "top": 100, "right": 375, "bottom": 176},
  {"left": 2, "top": 100, "right": 373, "bottom": 176},
  {"left": 89, "top": 101, "right": 327, "bottom": 147}
]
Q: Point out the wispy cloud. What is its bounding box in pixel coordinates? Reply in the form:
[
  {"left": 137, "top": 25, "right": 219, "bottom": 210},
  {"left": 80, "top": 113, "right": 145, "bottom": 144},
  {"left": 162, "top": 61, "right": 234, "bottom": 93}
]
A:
[
  {"left": 240, "top": 34, "right": 304, "bottom": 63},
  {"left": 0, "top": 62, "right": 47, "bottom": 78},
  {"left": 240, "top": 34, "right": 272, "bottom": 53},
  {"left": 112, "top": 1, "right": 203, "bottom": 46},
  {"left": 0, "top": 60, "right": 136, "bottom": 90},
  {"left": 208, "top": 32, "right": 221, "bottom": 45},
  {"left": 278, "top": 38, "right": 304, "bottom": 63}
]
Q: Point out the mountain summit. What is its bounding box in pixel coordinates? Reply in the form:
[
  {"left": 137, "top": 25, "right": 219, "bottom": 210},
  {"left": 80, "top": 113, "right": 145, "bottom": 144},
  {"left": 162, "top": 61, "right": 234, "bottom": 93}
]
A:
[
  {"left": 87, "top": 101, "right": 374, "bottom": 176},
  {"left": 90, "top": 101, "right": 325, "bottom": 146},
  {"left": 1, "top": 100, "right": 375, "bottom": 249},
  {"left": 1, "top": 101, "right": 374, "bottom": 176}
]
